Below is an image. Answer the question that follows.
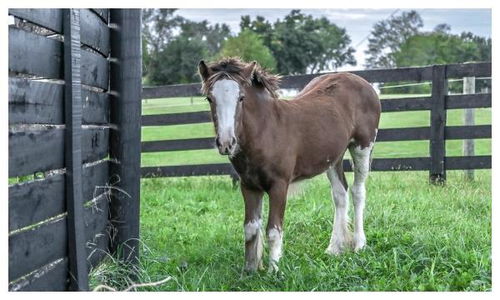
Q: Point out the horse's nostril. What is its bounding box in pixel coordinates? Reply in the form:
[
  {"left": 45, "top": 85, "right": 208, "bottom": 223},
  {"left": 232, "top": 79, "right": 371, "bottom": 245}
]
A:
[
  {"left": 215, "top": 137, "right": 221, "bottom": 147},
  {"left": 231, "top": 137, "right": 236, "bottom": 145}
]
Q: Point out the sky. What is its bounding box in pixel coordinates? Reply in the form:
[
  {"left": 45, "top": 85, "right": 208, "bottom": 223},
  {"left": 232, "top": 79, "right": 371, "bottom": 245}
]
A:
[{"left": 175, "top": 8, "right": 491, "bottom": 71}]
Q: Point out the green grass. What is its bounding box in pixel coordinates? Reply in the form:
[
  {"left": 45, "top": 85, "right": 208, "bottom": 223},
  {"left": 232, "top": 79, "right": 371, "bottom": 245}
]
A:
[
  {"left": 90, "top": 170, "right": 491, "bottom": 291},
  {"left": 88, "top": 93, "right": 491, "bottom": 291}
]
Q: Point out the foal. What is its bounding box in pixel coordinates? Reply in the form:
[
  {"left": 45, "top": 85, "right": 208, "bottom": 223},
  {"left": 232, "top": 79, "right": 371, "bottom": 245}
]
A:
[{"left": 198, "top": 58, "right": 381, "bottom": 272}]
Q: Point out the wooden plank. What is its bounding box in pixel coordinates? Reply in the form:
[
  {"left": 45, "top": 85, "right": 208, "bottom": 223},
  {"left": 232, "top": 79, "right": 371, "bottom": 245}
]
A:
[
  {"left": 9, "top": 160, "right": 109, "bottom": 232},
  {"left": 140, "top": 63, "right": 490, "bottom": 100},
  {"left": 142, "top": 83, "right": 202, "bottom": 99},
  {"left": 90, "top": 9, "right": 109, "bottom": 23},
  {"left": 142, "top": 111, "right": 211, "bottom": 126},
  {"left": 9, "top": 78, "right": 64, "bottom": 124},
  {"left": 9, "top": 174, "right": 64, "bottom": 232},
  {"left": 381, "top": 97, "right": 431, "bottom": 112},
  {"left": 9, "top": 9, "right": 63, "bottom": 33},
  {"left": 9, "top": 127, "right": 109, "bottom": 177},
  {"left": 446, "top": 93, "right": 491, "bottom": 109},
  {"left": 63, "top": 9, "right": 88, "bottom": 291},
  {"left": 140, "top": 158, "right": 433, "bottom": 178},
  {"left": 84, "top": 193, "right": 110, "bottom": 242},
  {"left": 81, "top": 49, "right": 109, "bottom": 90},
  {"left": 80, "top": 9, "right": 110, "bottom": 56},
  {"left": 82, "top": 127, "right": 109, "bottom": 164},
  {"left": 9, "top": 258, "right": 69, "bottom": 291},
  {"left": 141, "top": 163, "right": 236, "bottom": 178},
  {"left": 140, "top": 155, "right": 491, "bottom": 179},
  {"left": 8, "top": 78, "right": 109, "bottom": 125},
  {"left": 429, "top": 65, "right": 447, "bottom": 183},
  {"left": 445, "top": 125, "right": 491, "bottom": 140},
  {"left": 446, "top": 155, "right": 491, "bottom": 170},
  {"left": 9, "top": 216, "right": 67, "bottom": 281},
  {"left": 281, "top": 66, "right": 433, "bottom": 90},
  {"left": 353, "top": 157, "right": 430, "bottom": 172},
  {"left": 9, "top": 195, "right": 110, "bottom": 283},
  {"left": 446, "top": 62, "right": 491, "bottom": 79},
  {"left": 9, "top": 26, "right": 62, "bottom": 79},
  {"left": 82, "top": 160, "right": 109, "bottom": 203},
  {"left": 9, "top": 127, "right": 64, "bottom": 177},
  {"left": 109, "top": 9, "right": 142, "bottom": 265},
  {"left": 376, "top": 127, "right": 430, "bottom": 142},
  {"left": 142, "top": 65, "right": 433, "bottom": 99},
  {"left": 140, "top": 127, "right": 433, "bottom": 153},
  {"left": 142, "top": 137, "right": 215, "bottom": 152},
  {"left": 86, "top": 229, "right": 110, "bottom": 269},
  {"left": 82, "top": 88, "right": 110, "bottom": 124}
]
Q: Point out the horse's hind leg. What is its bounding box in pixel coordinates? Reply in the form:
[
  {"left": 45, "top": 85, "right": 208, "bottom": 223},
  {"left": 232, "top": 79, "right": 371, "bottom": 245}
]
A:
[
  {"left": 348, "top": 142, "right": 373, "bottom": 252},
  {"left": 325, "top": 161, "right": 351, "bottom": 255}
]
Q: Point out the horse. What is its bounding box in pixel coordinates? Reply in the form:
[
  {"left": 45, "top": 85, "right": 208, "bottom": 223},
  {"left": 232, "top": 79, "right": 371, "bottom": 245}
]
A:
[{"left": 198, "top": 58, "right": 381, "bottom": 272}]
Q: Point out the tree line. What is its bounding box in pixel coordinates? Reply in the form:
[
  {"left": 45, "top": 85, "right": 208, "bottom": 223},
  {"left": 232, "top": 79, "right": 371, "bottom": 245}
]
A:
[{"left": 142, "top": 9, "right": 491, "bottom": 86}]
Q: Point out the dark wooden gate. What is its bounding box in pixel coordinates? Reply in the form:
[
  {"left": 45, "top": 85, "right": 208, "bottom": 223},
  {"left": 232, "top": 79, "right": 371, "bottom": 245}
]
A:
[{"left": 8, "top": 9, "right": 142, "bottom": 291}]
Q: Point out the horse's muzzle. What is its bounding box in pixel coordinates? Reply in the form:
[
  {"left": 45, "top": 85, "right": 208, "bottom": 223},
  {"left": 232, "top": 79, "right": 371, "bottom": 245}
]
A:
[{"left": 216, "top": 136, "right": 237, "bottom": 155}]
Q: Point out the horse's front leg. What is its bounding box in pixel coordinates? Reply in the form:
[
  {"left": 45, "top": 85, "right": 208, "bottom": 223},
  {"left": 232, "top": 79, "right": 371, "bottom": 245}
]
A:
[
  {"left": 266, "top": 180, "right": 288, "bottom": 272},
  {"left": 241, "top": 184, "right": 264, "bottom": 272}
]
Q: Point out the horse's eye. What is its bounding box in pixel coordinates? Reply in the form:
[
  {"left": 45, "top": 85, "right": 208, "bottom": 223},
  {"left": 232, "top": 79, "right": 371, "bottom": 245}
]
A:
[
  {"left": 239, "top": 96, "right": 245, "bottom": 102},
  {"left": 206, "top": 97, "right": 212, "bottom": 103}
]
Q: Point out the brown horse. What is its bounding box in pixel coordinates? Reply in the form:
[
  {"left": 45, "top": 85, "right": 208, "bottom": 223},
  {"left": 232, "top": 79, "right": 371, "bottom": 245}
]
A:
[{"left": 198, "top": 58, "right": 381, "bottom": 272}]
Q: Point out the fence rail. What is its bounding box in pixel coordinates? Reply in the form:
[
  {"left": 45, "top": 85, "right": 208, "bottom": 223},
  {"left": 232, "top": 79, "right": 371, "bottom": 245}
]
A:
[{"left": 141, "top": 62, "right": 491, "bottom": 180}]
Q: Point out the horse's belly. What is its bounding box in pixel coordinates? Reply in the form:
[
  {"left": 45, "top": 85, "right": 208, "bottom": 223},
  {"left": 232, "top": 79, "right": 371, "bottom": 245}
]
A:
[{"left": 292, "top": 148, "right": 344, "bottom": 181}]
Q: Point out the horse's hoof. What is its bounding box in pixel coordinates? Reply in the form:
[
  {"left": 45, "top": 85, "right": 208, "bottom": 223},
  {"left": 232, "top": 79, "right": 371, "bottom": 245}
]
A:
[
  {"left": 353, "top": 234, "right": 366, "bottom": 252},
  {"left": 325, "top": 246, "right": 342, "bottom": 256}
]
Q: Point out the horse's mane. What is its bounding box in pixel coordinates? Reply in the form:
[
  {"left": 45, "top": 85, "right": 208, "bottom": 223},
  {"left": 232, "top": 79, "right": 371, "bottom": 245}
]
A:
[{"left": 201, "top": 57, "right": 281, "bottom": 99}]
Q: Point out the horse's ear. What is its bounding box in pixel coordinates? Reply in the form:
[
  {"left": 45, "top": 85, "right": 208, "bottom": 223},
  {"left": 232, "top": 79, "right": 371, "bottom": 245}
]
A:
[
  {"left": 198, "top": 60, "right": 212, "bottom": 81},
  {"left": 242, "top": 61, "right": 257, "bottom": 80}
]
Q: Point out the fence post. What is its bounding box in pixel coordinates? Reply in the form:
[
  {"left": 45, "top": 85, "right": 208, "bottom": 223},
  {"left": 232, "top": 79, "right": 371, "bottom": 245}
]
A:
[
  {"left": 429, "top": 65, "right": 447, "bottom": 184},
  {"left": 109, "top": 9, "right": 142, "bottom": 265},
  {"left": 463, "top": 77, "right": 475, "bottom": 180},
  {"left": 63, "top": 9, "right": 89, "bottom": 290}
]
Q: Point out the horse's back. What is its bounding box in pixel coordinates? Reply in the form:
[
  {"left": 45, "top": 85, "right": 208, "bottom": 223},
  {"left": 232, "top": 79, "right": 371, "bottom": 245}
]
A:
[{"left": 294, "top": 72, "right": 381, "bottom": 148}]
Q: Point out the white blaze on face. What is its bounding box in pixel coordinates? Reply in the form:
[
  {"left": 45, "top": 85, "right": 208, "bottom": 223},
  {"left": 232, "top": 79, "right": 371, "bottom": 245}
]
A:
[{"left": 211, "top": 79, "right": 240, "bottom": 144}]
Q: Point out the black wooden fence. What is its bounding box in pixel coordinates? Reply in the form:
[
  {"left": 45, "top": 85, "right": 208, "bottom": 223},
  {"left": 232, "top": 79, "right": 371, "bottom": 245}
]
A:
[
  {"left": 141, "top": 62, "right": 491, "bottom": 181},
  {"left": 8, "top": 9, "right": 142, "bottom": 291}
]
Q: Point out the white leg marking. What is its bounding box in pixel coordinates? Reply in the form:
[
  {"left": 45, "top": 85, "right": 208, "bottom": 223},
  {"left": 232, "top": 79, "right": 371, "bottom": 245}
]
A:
[
  {"left": 268, "top": 227, "right": 282, "bottom": 272},
  {"left": 349, "top": 142, "right": 373, "bottom": 252},
  {"left": 325, "top": 167, "right": 351, "bottom": 255},
  {"left": 244, "top": 219, "right": 261, "bottom": 241},
  {"left": 244, "top": 219, "right": 263, "bottom": 270}
]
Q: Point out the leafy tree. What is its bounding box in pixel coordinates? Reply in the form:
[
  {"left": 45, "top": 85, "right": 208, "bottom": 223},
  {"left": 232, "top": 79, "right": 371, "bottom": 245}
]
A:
[
  {"left": 147, "top": 36, "right": 208, "bottom": 85},
  {"left": 179, "top": 20, "right": 231, "bottom": 56},
  {"left": 364, "top": 10, "right": 423, "bottom": 68},
  {"left": 241, "top": 10, "right": 356, "bottom": 74},
  {"left": 142, "top": 9, "right": 184, "bottom": 78},
  {"left": 393, "top": 30, "right": 491, "bottom": 67},
  {"left": 142, "top": 9, "right": 231, "bottom": 85},
  {"left": 219, "top": 29, "right": 277, "bottom": 71}
]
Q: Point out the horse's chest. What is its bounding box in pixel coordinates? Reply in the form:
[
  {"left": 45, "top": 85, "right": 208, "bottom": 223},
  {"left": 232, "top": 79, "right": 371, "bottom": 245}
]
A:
[{"left": 230, "top": 156, "right": 273, "bottom": 191}]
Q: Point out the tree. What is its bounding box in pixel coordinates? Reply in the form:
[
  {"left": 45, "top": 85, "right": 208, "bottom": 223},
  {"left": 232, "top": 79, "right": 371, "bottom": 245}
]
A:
[
  {"left": 364, "top": 10, "right": 423, "bottom": 68},
  {"left": 393, "top": 30, "right": 492, "bottom": 67},
  {"left": 147, "top": 36, "right": 208, "bottom": 85},
  {"left": 142, "top": 9, "right": 184, "bottom": 78},
  {"left": 179, "top": 20, "right": 231, "bottom": 56},
  {"left": 219, "top": 30, "right": 277, "bottom": 71},
  {"left": 241, "top": 10, "right": 356, "bottom": 75},
  {"left": 142, "top": 9, "right": 231, "bottom": 85}
]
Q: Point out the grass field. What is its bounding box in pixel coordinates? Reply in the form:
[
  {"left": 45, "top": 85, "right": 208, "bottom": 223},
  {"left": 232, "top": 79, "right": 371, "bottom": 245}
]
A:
[{"left": 89, "top": 94, "right": 491, "bottom": 291}]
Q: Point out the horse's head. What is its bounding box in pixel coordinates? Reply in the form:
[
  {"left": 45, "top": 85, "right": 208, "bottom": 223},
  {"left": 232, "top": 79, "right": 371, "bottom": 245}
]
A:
[{"left": 198, "top": 59, "right": 256, "bottom": 156}]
